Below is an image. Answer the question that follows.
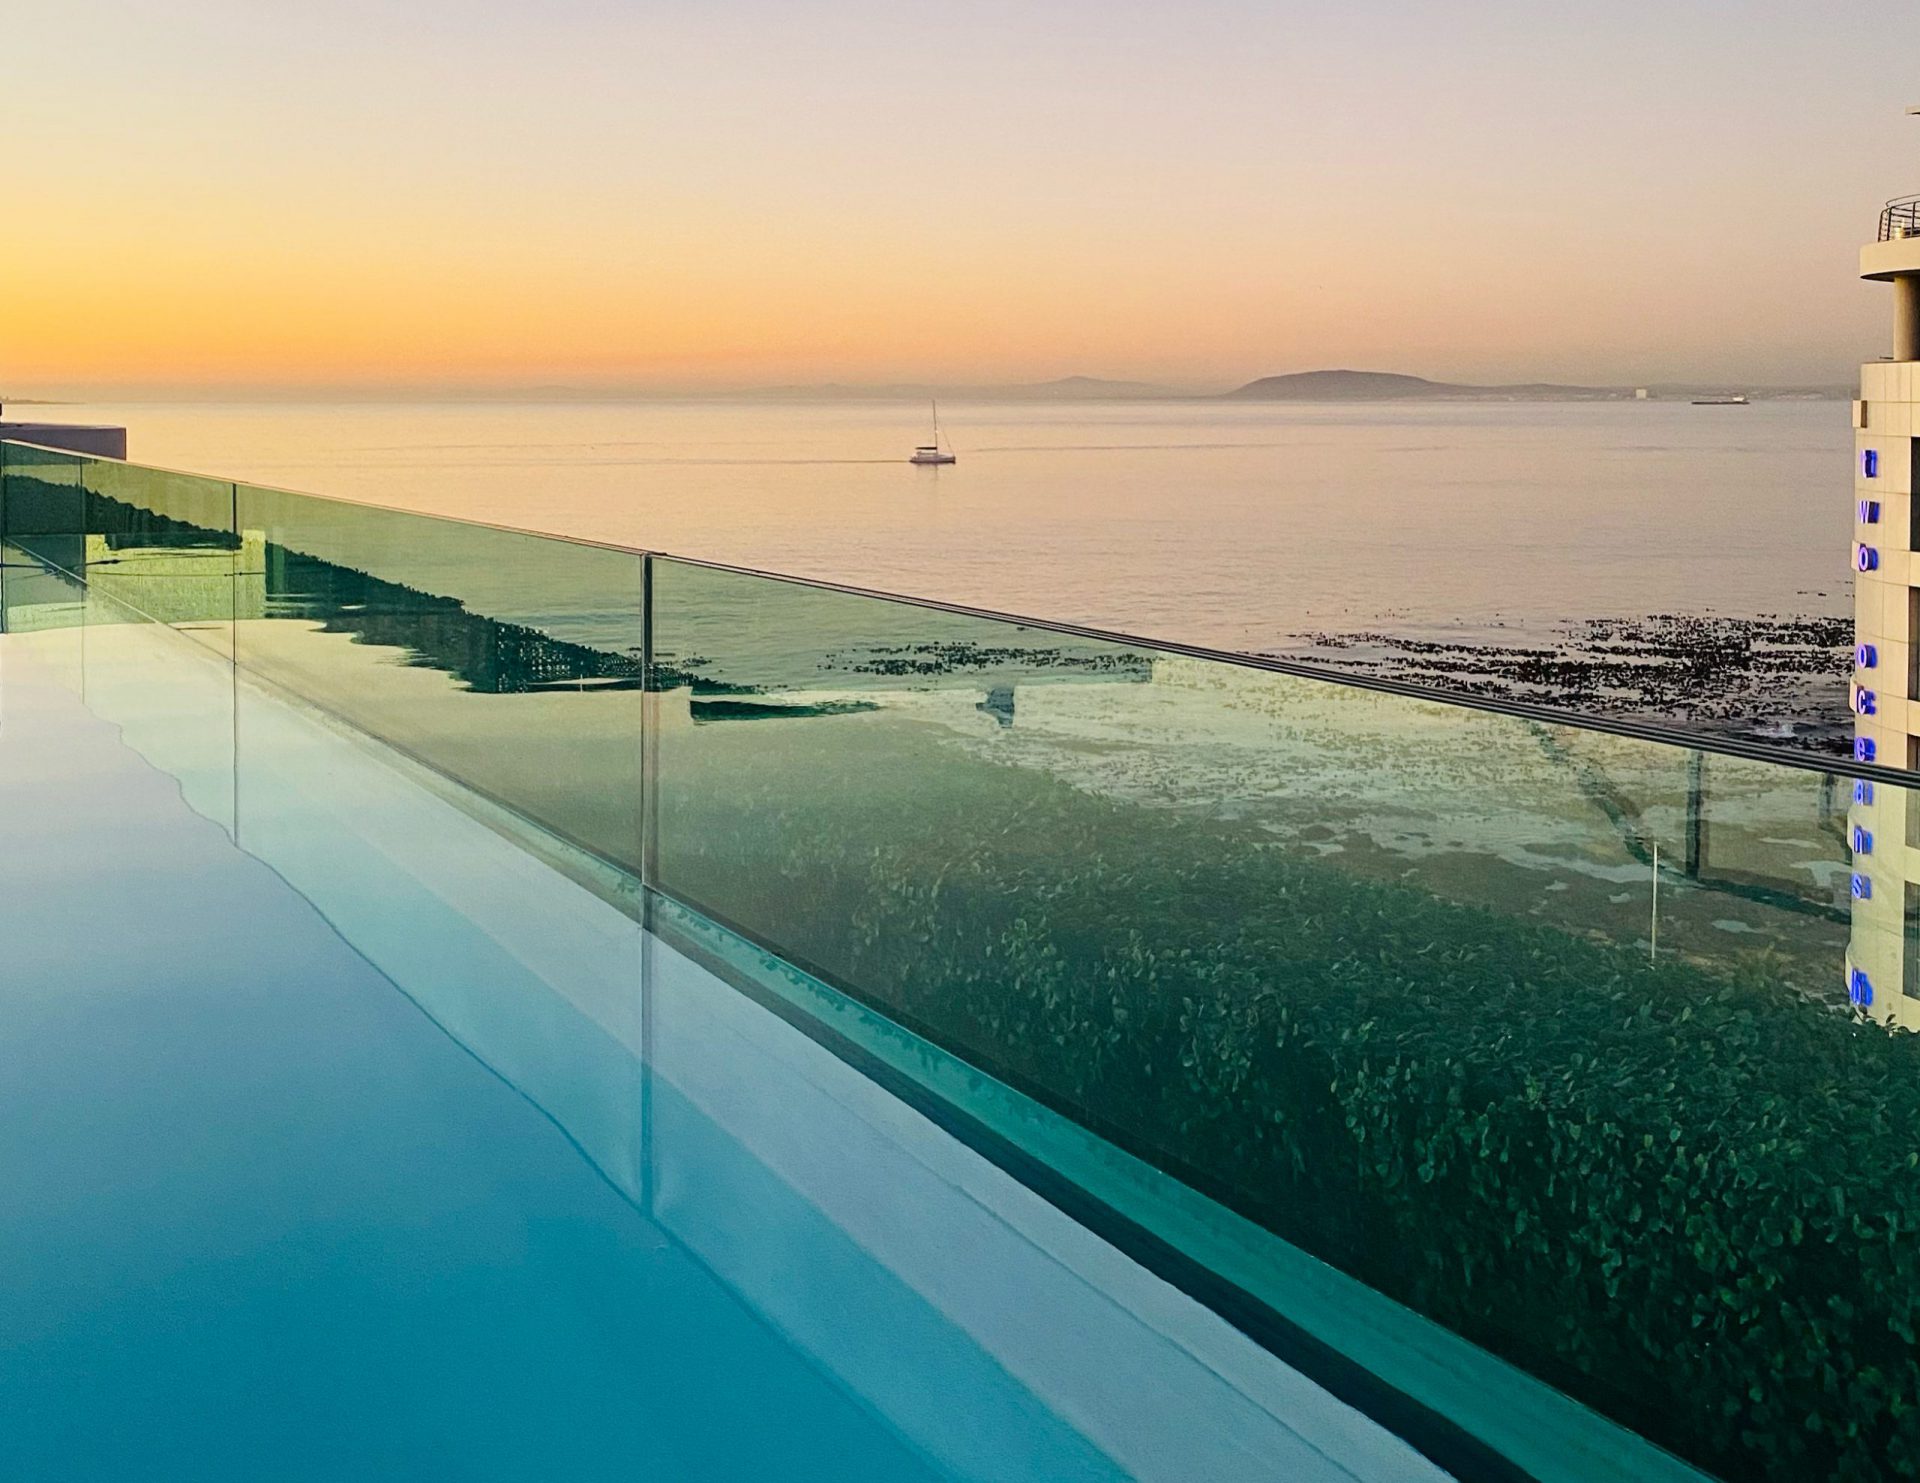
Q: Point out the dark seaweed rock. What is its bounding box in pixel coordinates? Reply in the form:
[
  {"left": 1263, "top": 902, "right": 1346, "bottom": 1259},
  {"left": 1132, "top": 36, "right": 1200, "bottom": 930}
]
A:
[
  {"left": 1278, "top": 614, "right": 1854, "bottom": 757},
  {"left": 689, "top": 697, "right": 880, "bottom": 722},
  {"left": 824, "top": 641, "right": 1150, "bottom": 680}
]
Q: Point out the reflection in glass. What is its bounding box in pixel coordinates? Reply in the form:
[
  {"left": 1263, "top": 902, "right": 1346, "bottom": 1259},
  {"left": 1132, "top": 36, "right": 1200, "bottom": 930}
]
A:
[
  {"left": 649, "top": 555, "right": 1916, "bottom": 1483},
  {"left": 10, "top": 450, "right": 1920, "bottom": 1481},
  {"left": 232, "top": 483, "right": 645, "bottom": 873}
]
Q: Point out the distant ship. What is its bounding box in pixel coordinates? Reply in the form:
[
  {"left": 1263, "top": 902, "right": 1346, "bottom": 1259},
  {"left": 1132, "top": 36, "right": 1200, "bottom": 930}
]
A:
[
  {"left": 1691, "top": 394, "right": 1750, "bottom": 406},
  {"left": 909, "top": 400, "right": 957, "bottom": 464}
]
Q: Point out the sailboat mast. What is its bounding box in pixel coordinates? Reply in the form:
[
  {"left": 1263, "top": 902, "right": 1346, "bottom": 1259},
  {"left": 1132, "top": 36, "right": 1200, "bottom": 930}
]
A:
[{"left": 907, "top": 394, "right": 956, "bottom": 463}]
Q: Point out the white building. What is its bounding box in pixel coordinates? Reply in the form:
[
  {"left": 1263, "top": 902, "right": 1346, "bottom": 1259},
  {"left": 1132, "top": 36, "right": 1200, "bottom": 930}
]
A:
[{"left": 1847, "top": 194, "right": 1920, "bottom": 1026}]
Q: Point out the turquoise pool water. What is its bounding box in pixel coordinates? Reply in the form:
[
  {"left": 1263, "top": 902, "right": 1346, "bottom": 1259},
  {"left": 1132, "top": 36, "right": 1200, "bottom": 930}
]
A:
[
  {"left": 0, "top": 621, "right": 1444, "bottom": 1483},
  {"left": 0, "top": 648, "right": 934, "bottom": 1481}
]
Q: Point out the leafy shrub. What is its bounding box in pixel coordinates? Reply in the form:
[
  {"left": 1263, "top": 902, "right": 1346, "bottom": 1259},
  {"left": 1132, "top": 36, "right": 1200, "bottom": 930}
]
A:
[{"left": 661, "top": 735, "right": 1920, "bottom": 1482}]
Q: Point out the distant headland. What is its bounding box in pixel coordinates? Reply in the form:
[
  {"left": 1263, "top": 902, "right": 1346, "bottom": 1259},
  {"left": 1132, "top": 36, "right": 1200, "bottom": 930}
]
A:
[
  {"left": 1218, "top": 369, "right": 1843, "bottom": 402},
  {"left": 725, "top": 370, "right": 1844, "bottom": 403},
  {"left": 5, "top": 374, "right": 1847, "bottom": 405},
  {"left": 722, "top": 370, "right": 1848, "bottom": 403}
]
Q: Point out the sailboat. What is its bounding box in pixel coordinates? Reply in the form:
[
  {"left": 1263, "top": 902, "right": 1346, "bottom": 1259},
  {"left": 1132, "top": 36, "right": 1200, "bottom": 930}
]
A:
[{"left": 909, "top": 399, "right": 957, "bottom": 464}]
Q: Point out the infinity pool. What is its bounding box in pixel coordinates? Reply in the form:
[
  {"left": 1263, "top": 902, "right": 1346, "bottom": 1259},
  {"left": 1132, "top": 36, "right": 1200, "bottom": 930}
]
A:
[{"left": 0, "top": 617, "right": 1443, "bottom": 1483}]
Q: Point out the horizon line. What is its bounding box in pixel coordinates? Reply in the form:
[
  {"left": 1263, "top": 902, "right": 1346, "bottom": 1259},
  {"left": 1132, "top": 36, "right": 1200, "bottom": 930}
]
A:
[{"left": 0, "top": 368, "right": 1862, "bottom": 405}]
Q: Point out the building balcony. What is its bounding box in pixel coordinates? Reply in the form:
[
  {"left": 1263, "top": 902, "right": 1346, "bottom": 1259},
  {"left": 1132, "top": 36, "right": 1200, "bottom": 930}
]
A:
[
  {"left": 0, "top": 439, "right": 1904, "bottom": 1482},
  {"left": 1882, "top": 194, "right": 1920, "bottom": 241}
]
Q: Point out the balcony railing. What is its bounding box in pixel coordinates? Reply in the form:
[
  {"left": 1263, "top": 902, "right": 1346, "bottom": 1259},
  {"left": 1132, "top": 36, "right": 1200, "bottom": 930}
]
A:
[
  {"left": 0, "top": 437, "right": 1909, "bottom": 1483},
  {"left": 1880, "top": 193, "right": 1920, "bottom": 240}
]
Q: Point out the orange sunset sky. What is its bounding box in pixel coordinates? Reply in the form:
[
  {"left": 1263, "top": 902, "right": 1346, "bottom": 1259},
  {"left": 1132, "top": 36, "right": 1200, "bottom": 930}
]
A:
[{"left": 6, "top": 0, "right": 1919, "bottom": 395}]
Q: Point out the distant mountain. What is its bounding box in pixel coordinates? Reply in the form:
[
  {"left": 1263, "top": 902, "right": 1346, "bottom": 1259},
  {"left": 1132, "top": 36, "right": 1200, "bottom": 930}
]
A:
[
  {"left": 1222, "top": 369, "right": 1622, "bottom": 401},
  {"left": 115, "top": 372, "right": 1841, "bottom": 406},
  {"left": 1225, "top": 370, "right": 1442, "bottom": 400},
  {"left": 1220, "top": 369, "right": 1848, "bottom": 402}
]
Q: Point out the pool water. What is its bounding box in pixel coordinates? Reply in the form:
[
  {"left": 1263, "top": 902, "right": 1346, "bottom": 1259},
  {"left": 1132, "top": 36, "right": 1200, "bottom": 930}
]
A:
[{"left": 0, "top": 618, "right": 1444, "bottom": 1483}]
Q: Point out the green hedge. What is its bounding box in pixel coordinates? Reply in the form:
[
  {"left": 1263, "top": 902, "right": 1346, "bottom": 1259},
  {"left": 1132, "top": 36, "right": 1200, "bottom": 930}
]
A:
[{"left": 660, "top": 734, "right": 1918, "bottom": 1482}]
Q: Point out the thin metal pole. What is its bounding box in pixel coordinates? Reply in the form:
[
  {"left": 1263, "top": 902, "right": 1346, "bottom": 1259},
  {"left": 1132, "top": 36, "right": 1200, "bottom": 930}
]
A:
[
  {"left": 1650, "top": 842, "right": 1660, "bottom": 962},
  {"left": 638, "top": 552, "right": 656, "bottom": 1217},
  {"left": 640, "top": 553, "right": 658, "bottom": 895}
]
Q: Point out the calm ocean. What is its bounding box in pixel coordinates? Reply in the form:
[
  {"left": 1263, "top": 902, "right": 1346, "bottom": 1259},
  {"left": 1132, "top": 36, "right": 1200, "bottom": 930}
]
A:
[{"left": 49, "top": 396, "right": 1849, "bottom": 657}]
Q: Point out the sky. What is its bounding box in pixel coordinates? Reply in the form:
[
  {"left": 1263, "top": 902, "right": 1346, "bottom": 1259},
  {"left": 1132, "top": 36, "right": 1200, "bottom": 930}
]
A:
[{"left": 4, "top": 0, "right": 1919, "bottom": 395}]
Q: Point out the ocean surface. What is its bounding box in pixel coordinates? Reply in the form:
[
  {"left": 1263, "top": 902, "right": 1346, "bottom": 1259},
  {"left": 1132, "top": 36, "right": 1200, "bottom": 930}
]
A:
[
  {"left": 49, "top": 397, "right": 1848, "bottom": 644},
  {"left": 37, "top": 397, "right": 1857, "bottom": 744}
]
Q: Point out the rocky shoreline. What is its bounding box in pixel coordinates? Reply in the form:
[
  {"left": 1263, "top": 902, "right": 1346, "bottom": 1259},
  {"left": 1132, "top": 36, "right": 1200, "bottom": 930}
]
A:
[{"left": 1272, "top": 614, "right": 1854, "bottom": 758}]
